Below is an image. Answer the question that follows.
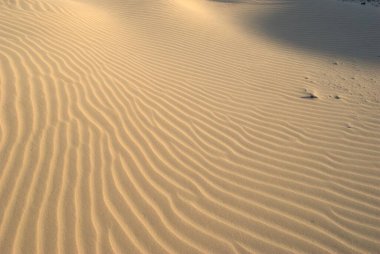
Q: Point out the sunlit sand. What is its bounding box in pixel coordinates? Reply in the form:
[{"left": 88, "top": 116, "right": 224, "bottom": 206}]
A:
[{"left": 1, "top": 0, "right": 380, "bottom": 253}]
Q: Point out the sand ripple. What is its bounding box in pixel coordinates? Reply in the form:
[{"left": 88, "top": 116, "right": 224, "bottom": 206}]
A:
[{"left": 1, "top": 0, "right": 380, "bottom": 253}]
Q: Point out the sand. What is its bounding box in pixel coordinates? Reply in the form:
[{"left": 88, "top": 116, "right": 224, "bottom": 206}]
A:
[{"left": 1, "top": 0, "right": 380, "bottom": 253}]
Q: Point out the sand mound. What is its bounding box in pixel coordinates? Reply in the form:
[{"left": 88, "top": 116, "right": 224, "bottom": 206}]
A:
[{"left": 1, "top": 0, "right": 380, "bottom": 253}]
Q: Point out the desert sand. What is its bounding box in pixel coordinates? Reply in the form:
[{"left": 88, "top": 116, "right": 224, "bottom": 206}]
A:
[{"left": 1, "top": 0, "right": 380, "bottom": 253}]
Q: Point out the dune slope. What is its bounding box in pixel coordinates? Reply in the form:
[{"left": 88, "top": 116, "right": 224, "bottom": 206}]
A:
[{"left": 1, "top": 0, "right": 380, "bottom": 253}]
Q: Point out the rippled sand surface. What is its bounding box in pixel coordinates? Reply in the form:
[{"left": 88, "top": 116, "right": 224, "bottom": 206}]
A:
[{"left": 1, "top": 0, "right": 380, "bottom": 253}]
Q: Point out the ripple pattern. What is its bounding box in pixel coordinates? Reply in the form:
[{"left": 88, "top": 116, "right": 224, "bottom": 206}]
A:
[{"left": 1, "top": 0, "right": 380, "bottom": 253}]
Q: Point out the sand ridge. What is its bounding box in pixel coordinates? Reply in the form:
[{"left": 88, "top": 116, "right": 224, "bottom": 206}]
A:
[{"left": 0, "top": 0, "right": 380, "bottom": 253}]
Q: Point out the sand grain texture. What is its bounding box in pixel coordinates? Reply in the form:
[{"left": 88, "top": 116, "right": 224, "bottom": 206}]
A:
[{"left": 1, "top": 0, "right": 380, "bottom": 253}]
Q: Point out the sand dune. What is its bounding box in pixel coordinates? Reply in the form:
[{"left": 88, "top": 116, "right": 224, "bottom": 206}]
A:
[{"left": 1, "top": 0, "right": 380, "bottom": 253}]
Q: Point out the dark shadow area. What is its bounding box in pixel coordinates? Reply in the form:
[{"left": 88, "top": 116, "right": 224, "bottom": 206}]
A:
[{"left": 215, "top": 0, "right": 380, "bottom": 62}]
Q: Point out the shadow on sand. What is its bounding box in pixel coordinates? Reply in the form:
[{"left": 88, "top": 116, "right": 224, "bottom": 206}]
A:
[{"left": 214, "top": 0, "right": 380, "bottom": 62}]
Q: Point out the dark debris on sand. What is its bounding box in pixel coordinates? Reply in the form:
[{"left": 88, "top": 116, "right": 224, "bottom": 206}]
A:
[{"left": 341, "top": 0, "right": 380, "bottom": 6}]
